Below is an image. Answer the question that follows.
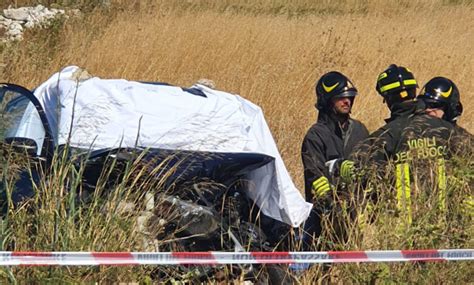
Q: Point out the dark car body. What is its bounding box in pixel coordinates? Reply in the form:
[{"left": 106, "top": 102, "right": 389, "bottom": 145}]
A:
[{"left": 0, "top": 83, "right": 274, "bottom": 209}]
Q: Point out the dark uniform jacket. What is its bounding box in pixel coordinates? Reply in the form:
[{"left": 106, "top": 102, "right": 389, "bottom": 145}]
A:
[
  {"left": 301, "top": 111, "right": 369, "bottom": 202},
  {"left": 452, "top": 125, "right": 473, "bottom": 156},
  {"left": 348, "top": 100, "right": 471, "bottom": 225},
  {"left": 350, "top": 101, "right": 457, "bottom": 167}
]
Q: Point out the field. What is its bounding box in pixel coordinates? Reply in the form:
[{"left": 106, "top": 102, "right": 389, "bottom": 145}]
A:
[{"left": 0, "top": 0, "right": 473, "bottom": 283}]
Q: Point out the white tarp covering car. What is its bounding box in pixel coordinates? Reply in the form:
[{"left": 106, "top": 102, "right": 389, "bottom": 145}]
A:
[{"left": 15, "top": 66, "right": 312, "bottom": 227}]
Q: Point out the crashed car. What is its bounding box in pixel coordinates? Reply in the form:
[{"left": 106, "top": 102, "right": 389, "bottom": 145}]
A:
[{"left": 1, "top": 66, "right": 313, "bottom": 280}]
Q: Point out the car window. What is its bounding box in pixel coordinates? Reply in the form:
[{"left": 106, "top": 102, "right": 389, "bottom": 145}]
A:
[{"left": 0, "top": 87, "right": 46, "bottom": 156}]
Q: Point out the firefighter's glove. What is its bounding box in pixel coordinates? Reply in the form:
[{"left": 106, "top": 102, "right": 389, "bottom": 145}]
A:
[
  {"left": 462, "top": 195, "right": 474, "bottom": 217},
  {"left": 312, "top": 176, "right": 332, "bottom": 198},
  {"left": 340, "top": 160, "right": 355, "bottom": 182}
]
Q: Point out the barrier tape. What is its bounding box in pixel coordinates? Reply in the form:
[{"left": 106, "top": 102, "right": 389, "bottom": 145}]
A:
[{"left": 0, "top": 249, "right": 472, "bottom": 266}]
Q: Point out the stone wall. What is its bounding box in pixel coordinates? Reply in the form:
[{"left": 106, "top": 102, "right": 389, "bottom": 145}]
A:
[{"left": 0, "top": 5, "right": 71, "bottom": 42}]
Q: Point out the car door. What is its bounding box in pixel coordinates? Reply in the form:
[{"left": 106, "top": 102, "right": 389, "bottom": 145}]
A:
[
  {"left": 0, "top": 83, "right": 56, "bottom": 209},
  {"left": 0, "top": 83, "right": 54, "bottom": 161}
]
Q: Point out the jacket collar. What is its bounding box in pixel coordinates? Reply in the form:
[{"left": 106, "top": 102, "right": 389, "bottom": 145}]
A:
[
  {"left": 385, "top": 100, "right": 425, "bottom": 123},
  {"left": 317, "top": 111, "right": 351, "bottom": 137}
]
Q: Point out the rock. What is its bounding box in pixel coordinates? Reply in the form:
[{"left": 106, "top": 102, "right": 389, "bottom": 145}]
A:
[
  {"left": 1, "top": 5, "right": 69, "bottom": 42},
  {"left": 8, "top": 22, "right": 23, "bottom": 34},
  {"left": 24, "top": 21, "right": 35, "bottom": 29},
  {"left": 0, "top": 17, "right": 13, "bottom": 26},
  {"left": 71, "top": 68, "right": 93, "bottom": 81},
  {"left": 3, "top": 7, "right": 30, "bottom": 21},
  {"left": 196, "top": 78, "right": 216, "bottom": 89}
]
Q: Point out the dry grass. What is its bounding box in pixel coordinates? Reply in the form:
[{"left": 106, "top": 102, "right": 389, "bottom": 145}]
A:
[
  {"left": 1, "top": 0, "right": 472, "bottom": 191},
  {"left": 0, "top": 0, "right": 473, "bottom": 282}
]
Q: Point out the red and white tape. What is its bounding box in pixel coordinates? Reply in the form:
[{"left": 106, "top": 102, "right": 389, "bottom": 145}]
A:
[{"left": 0, "top": 249, "right": 472, "bottom": 266}]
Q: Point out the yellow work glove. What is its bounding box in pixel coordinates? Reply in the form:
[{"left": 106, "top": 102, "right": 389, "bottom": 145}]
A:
[
  {"left": 340, "top": 160, "right": 355, "bottom": 182},
  {"left": 312, "top": 176, "right": 332, "bottom": 198}
]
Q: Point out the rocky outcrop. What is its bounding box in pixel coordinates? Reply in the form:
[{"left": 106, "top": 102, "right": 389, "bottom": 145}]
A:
[{"left": 0, "top": 5, "right": 69, "bottom": 42}]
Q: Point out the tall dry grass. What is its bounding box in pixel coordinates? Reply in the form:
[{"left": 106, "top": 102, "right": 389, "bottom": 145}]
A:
[
  {"left": 1, "top": 0, "right": 473, "bottom": 190},
  {"left": 0, "top": 0, "right": 473, "bottom": 282}
]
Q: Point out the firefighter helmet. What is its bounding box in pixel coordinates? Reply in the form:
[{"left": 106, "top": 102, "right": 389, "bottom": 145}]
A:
[
  {"left": 315, "top": 71, "right": 358, "bottom": 111},
  {"left": 376, "top": 64, "right": 418, "bottom": 105},
  {"left": 418, "top": 76, "right": 463, "bottom": 123}
]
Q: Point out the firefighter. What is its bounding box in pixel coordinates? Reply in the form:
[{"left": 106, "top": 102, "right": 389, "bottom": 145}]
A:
[
  {"left": 417, "top": 76, "right": 473, "bottom": 216},
  {"left": 301, "top": 71, "right": 369, "bottom": 247},
  {"left": 339, "top": 65, "right": 462, "bottom": 226},
  {"left": 417, "top": 76, "right": 473, "bottom": 138},
  {"left": 417, "top": 77, "right": 463, "bottom": 123}
]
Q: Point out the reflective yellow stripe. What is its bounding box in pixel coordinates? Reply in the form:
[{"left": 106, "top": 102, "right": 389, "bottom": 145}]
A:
[
  {"left": 403, "top": 163, "right": 412, "bottom": 225},
  {"left": 396, "top": 164, "right": 402, "bottom": 207},
  {"left": 396, "top": 163, "right": 412, "bottom": 225},
  {"left": 380, "top": 81, "right": 401, "bottom": 92},
  {"left": 380, "top": 79, "right": 416, "bottom": 93},
  {"left": 317, "top": 185, "right": 331, "bottom": 195},
  {"left": 403, "top": 79, "right": 417, "bottom": 86},
  {"left": 312, "top": 176, "right": 329, "bottom": 189},
  {"left": 312, "top": 176, "right": 330, "bottom": 197},
  {"left": 315, "top": 183, "right": 330, "bottom": 191},
  {"left": 437, "top": 158, "right": 447, "bottom": 212}
]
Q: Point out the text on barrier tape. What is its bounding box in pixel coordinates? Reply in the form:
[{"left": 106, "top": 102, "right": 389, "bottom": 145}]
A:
[{"left": 0, "top": 249, "right": 472, "bottom": 266}]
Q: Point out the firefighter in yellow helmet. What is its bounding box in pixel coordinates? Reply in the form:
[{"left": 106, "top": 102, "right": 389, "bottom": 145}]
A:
[
  {"left": 418, "top": 77, "right": 463, "bottom": 124},
  {"left": 337, "top": 65, "right": 462, "bottom": 226},
  {"left": 417, "top": 77, "right": 473, "bottom": 217}
]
